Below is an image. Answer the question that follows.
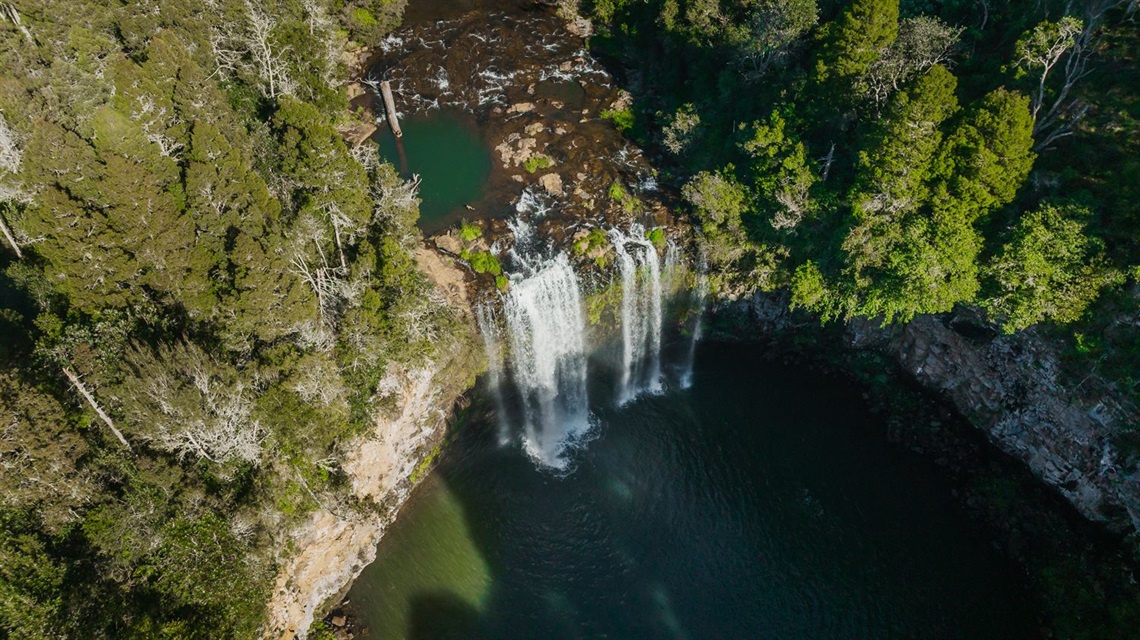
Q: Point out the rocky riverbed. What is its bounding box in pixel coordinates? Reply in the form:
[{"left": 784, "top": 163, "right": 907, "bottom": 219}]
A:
[{"left": 360, "top": 8, "right": 688, "bottom": 280}]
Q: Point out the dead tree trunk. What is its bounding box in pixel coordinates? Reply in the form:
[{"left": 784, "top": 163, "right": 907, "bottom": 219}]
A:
[
  {"left": 61, "top": 367, "right": 132, "bottom": 450},
  {"left": 1, "top": 3, "right": 34, "bottom": 45},
  {"left": 0, "top": 214, "right": 21, "bottom": 259},
  {"left": 380, "top": 80, "right": 403, "bottom": 138}
]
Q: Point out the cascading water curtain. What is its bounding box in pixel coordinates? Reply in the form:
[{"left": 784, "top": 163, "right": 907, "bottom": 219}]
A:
[
  {"left": 502, "top": 254, "right": 590, "bottom": 468},
  {"left": 609, "top": 225, "right": 664, "bottom": 405}
]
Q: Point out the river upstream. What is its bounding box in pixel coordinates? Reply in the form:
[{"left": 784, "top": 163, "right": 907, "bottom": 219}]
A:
[{"left": 342, "top": 2, "right": 1046, "bottom": 638}]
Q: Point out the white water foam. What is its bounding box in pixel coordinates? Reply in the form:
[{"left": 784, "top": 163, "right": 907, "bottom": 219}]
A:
[
  {"left": 503, "top": 254, "right": 590, "bottom": 468},
  {"left": 609, "top": 225, "right": 664, "bottom": 404}
]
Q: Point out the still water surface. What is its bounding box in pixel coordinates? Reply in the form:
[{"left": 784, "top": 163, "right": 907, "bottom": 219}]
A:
[
  {"left": 375, "top": 109, "right": 492, "bottom": 234},
  {"left": 347, "top": 342, "right": 1040, "bottom": 639}
]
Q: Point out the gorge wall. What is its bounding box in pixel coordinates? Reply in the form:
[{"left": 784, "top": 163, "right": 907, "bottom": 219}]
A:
[
  {"left": 738, "top": 291, "right": 1140, "bottom": 537},
  {"left": 264, "top": 257, "right": 480, "bottom": 639}
]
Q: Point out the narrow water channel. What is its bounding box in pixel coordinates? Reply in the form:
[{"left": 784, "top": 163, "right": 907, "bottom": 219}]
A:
[{"left": 346, "top": 342, "right": 1041, "bottom": 639}]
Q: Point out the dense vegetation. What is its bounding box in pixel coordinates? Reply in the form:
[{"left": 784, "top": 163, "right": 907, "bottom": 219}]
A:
[
  {"left": 0, "top": 0, "right": 470, "bottom": 637},
  {"left": 580, "top": 0, "right": 1139, "bottom": 384}
]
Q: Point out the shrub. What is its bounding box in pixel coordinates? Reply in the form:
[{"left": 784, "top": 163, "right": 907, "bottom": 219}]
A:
[
  {"left": 601, "top": 107, "right": 634, "bottom": 132},
  {"left": 523, "top": 155, "right": 553, "bottom": 173},
  {"left": 468, "top": 251, "right": 502, "bottom": 275},
  {"left": 458, "top": 221, "right": 482, "bottom": 243}
]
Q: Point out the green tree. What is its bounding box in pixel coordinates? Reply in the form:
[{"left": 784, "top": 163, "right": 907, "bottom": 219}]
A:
[
  {"left": 683, "top": 169, "right": 783, "bottom": 293},
  {"left": 741, "top": 110, "right": 819, "bottom": 231},
  {"left": 0, "top": 511, "right": 67, "bottom": 640},
  {"left": 930, "top": 88, "right": 1036, "bottom": 225},
  {"left": 841, "top": 65, "right": 967, "bottom": 322},
  {"left": 736, "top": 0, "right": 819, "bottom": 79},
  {"left": 814, "top": 0, "right": 899, "bottom": 97},
  {"left": 984, "top": 201, "right": 1123, "bottom": 332},
  {"left": 0, "top": 372, "right": 93, "bottom": 536}
]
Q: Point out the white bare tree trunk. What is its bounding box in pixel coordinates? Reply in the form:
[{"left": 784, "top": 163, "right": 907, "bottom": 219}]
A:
[
  {"left": 1, "top": 3, "right": 34, "bottom": 45},
  {"left": 244, "top": 1, "right": 294, "bottom": 99},
  {"left": 0, "top": 213, "right": 21, "bottom": 259},
  {"left": 62, "top": 367, "right": 132, "bottom": 450}
]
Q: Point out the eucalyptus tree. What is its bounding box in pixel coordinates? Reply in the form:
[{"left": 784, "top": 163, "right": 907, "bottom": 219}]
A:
[{"left": 735, "top": 0, "right": 819, "bottom": 80}]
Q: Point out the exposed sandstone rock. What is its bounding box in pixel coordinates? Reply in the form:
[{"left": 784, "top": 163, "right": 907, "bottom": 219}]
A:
[
  {"left": 508, "top": 102, "right": 535, "bottom": 114},
  {"left": 494, "top": 133, "right": 538, "bottom": 168},
  {"left": 565, "top": 17, "right": 593, "bottom": 38},
  {"left": 345, "top": 82, "right": 366, "bottom": 101},
  {"left": 539, "top": 172, "right": 563, "bottom": 196},
  {"left": 433, "top": 232, "right": 463, "bottom": 256},
  {"left": 335, "top": 121, "right": 377, "bottom": 148},
  {"left": 265, "top": 364, "right": 454, "bottom": 639},
  {"left": 264, "top": 248, "right": 478, "bottom": 639},
  {"left": 414, "top": 247, "right": 469, "bottom": 308}
]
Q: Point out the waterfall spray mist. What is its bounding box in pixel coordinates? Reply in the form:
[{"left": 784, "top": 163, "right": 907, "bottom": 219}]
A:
[
  {"left": 680, "top": 253, "right": 709, "bottom": 389},
  {"left": 476, "top": 303, "right": 511, "bottom": 445}
]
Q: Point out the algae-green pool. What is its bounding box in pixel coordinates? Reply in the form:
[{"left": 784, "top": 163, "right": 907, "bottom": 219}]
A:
[{"left": 376, "top": 109, "right": 493, "bottom": 234}]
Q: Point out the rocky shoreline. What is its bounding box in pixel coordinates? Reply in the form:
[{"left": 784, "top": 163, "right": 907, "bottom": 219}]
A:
[{"left": 712, "top": 291, "right": 1140, "bottom": 633}]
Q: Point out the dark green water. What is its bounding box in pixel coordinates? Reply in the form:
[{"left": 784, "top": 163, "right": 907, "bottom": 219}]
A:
[
  {"left": 347, "top": 342, "right": 1041, "bottom": 639},
  {"left": 376, "top": 110, "right": 492, "bottom": 234}
]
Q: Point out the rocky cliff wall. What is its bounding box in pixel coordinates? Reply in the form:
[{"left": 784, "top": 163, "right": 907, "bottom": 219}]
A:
[
  {"left": 731, "top": 291, "right": 1140, "bottom": 536},
  {"left": 264, "top": 252, "right": 480, "bottom": 640}
]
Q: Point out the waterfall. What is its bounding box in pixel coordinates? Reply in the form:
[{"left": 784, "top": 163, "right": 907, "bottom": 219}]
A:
[
  {"left": 664, "top": 240, "right": 680, "bottom": 285},
  {"left": 679, "top": 255, "right": 708, "bottom": 390},
  {"left": 609, "top": 226, "right": 664, "bottom": 404},
  {"left": 476, "top": 303, "right": 511, "bottom": 445},
  {"left": 503, "top": 254, "right": 590, "bottom": 468}
]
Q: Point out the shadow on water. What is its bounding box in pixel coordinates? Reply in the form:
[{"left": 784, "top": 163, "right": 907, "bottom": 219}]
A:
[
  {"left": 349, "top": 341, "right": 1045, "bottom": 640},
  {"left": 406, "top": 593, "right": 481, "bottom": 640}
]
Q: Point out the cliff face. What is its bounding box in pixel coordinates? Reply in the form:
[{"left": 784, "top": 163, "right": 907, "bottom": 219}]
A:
[
  {"left": 264, "top": 254, "right": 479, "bottom": 640},
  {"left": 736, "top": 292, "right": 1140, "bottom": 536}
]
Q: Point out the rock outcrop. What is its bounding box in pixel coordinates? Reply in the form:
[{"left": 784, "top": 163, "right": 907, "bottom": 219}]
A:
[
  {"left": 853, "top": 314, "right": 1140, "bottom": 533},
  {"left": 730, "top": 291, "right": 1140, "bottom": 536},
  {"left": 264, "top": 255, "right": 479, "bottom": 639}
]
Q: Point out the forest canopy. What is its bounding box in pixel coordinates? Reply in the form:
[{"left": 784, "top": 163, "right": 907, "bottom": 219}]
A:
[
  {"left": 0, "top": 0, "right": 455, "bottom": 637},
  {"left": 1, "top": 0, "right": 1139, "bottom": 637},
  {"left": 583, "top": 0, "right": 1137, "bottom": 331}
]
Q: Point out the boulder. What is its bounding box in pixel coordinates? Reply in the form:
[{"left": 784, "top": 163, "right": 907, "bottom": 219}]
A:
[{"left": 539, "top": 173, "right": 563, "bottom": 196}]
